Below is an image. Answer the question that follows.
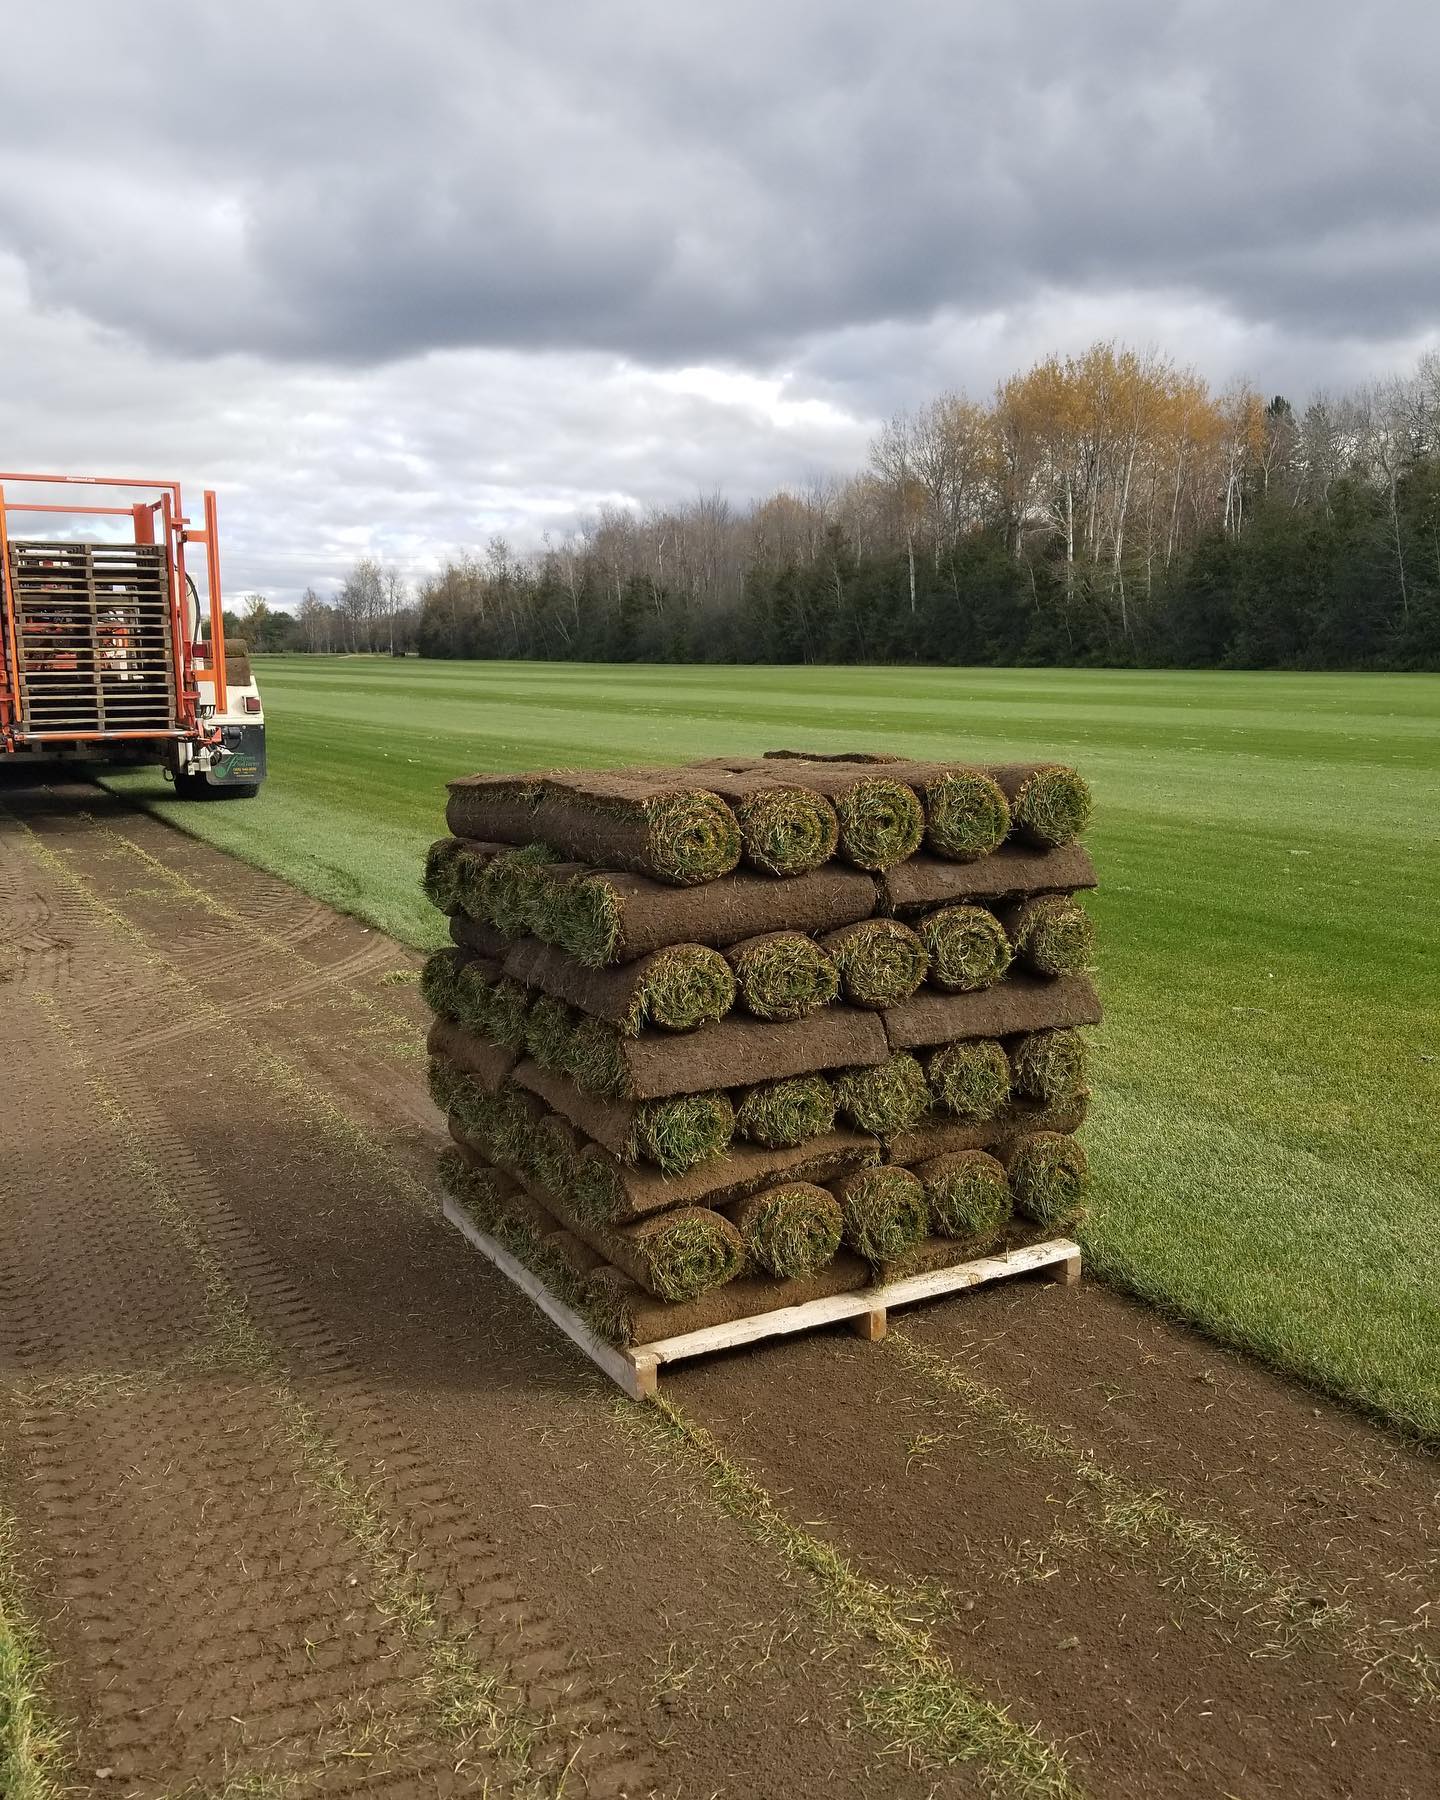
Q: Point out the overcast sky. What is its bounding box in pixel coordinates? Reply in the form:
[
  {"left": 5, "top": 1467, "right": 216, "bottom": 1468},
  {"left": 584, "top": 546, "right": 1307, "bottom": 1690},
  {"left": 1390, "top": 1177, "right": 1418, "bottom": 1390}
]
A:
[{"left": 1, "top": 1, "right": 1436, "bottom": 603}]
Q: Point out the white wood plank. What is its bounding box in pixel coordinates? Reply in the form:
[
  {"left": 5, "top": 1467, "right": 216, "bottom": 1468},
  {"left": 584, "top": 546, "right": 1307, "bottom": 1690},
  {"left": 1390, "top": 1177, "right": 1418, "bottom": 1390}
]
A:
[
  {"left": 442, "top": 1195, "right": 649, "bottom": 1400},
  {"left": 638, "top": 1238, "right": 1080, "bottom": 1365}
]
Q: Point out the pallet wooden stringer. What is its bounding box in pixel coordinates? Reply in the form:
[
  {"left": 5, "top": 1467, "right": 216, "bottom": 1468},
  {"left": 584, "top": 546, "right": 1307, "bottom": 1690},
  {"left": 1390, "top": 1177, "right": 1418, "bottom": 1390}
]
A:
[{"left": 442, "top": 1195, "right": 1080, "bottom": 1401}]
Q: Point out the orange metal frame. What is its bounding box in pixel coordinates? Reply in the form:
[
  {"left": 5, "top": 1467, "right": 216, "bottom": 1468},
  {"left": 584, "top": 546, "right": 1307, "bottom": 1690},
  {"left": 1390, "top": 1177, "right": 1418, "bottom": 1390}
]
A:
[{"left": 0, "top": 471, "right": 229, "bottom": 750}]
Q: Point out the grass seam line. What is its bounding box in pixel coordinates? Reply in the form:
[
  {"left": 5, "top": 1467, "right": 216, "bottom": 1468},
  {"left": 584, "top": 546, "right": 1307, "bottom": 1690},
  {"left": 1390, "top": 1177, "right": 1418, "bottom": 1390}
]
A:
[{"left": 614, "top": 1395, "right": 1082, "bottom": 1798}]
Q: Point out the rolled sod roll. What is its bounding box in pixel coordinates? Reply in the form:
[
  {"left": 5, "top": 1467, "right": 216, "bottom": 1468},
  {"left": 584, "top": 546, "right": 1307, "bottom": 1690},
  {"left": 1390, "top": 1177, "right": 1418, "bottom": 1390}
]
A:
[
  {"left": 734, "top": 1074, "right": 838, "bottom": 1149},
  {"left": 1007, "top": 1132, "right": 1089, "bottom": 1230},
  {"left": 834, "top": 1052, "right": 932, "bottom": 1136},
  {"left": 757, "top": 763, "right": 925, "bottom": 871},
  {"left": 985, "top": 763, "right": 1092, "bottom": 849},
  {"left": 727, "top": 931, "right": 840, "bottom": 1022},
  {"left": 423, "top": 836, "right": 465, "bottom": 912},
  {"left": 879, "top": 842, "right": 1097, "bottom": 913},
  {"left": 668, "top": 768, "right": 841, "bottom": 877},
  {"left": 999, "top": 894, "right": 1095, "bottom": 978},
  {"left": 513, "top": 1062, "right": 735, "bottom": 1171},
  {"left": 472, "top": 843, "right": 565, "bottom": 937},
  {"left": 449, "top": 913, "right": 512, "bottom": 961},
  {"left": 523, "top": 993, "right": 576, "bottom": 1073},
  {"left": 503, "top": 938, "right": 736, "bottom": 1035},
  {"left": 820, "top": 918, "right": 928, "bottom": 1009},
  {"left": 530, "top": 1110, "right": 584, "bottom": 1196},
  {"left": 913, "top": 1150, "right": 1012, "bottom": 1244},
  {"left": 427, "top": 1016, "right": 518, "bottom": 1094},
  {"left": 420, "top": 947, "right": 465, "bottom": 1019},
  {"left": 438, "top": 1145, "right": 519, "bottom": 1232},
  {"left": 576, "top": 1007, "right": 889, "bottom": 1102},
  {"left": 452, "top": 954, "right": 506, "bottom": 1030},
  {"left": 541, "top": 863, "right": 879, "bottom": 970},
  {"left": 446, "top": 771, "right": 743, "bottom": 887},
  {"left": 548, "top": 1190, "right": 744, "bottom": 1304},
  {"left": 568, "top": 1129, "right": 881, "bottom": 1223},
  {"left": 910, "top": 766, "right": 1012, "bottom": 862},
  {"left": 725, "top": 1182, "right": 844, "bottom": 1279},
  {"left": 885, "top": 1092, "right": 1090, "bottom": 1165},
  {"left": 882, "top": 973, "right": 1102, "bottom": 1050},
  {"left": 926, "top": 1039, "right": 1012, "bottom": 1120},
  {"left": 831, "top": 1165, "right": 929, "bottom": 1263},
  {"left": 917, "top": 904, "right": 1012, "bottom": 993},
  {"left": 1011, "top": 1028, "right": 1089, "bottom": 1104},
  {"left": 427, "top": 1055, "right": 467, "bottom": 1118},
  {"left": 585, "top": 1253, "right": 872, "bottom": 1346}
]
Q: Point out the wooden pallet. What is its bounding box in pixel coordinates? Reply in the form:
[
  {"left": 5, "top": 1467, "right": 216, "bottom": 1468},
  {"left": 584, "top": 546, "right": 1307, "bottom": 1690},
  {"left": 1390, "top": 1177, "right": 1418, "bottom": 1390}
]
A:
[{"left": 442, "top": 1195, "right": 1081, "bottom": 1400}]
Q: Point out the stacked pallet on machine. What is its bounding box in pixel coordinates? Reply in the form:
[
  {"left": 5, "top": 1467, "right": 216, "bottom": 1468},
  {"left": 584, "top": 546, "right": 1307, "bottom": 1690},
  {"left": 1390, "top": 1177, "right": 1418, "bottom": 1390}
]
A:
[{"left": 422, "top": 751, "right": 1099, "bottom": 1396}]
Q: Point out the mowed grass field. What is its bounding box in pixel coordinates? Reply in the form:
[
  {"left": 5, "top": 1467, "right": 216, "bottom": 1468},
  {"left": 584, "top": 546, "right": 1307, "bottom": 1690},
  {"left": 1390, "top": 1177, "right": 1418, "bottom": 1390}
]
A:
[{"left": 108, "top": 658, "right": 1440, "bottom": 1439}]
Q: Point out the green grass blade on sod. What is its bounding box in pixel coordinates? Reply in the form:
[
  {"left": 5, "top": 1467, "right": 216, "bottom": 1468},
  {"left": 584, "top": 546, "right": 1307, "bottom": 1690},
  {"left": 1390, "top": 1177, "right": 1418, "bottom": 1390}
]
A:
[
  {"left": 916, "top": 904, "right": 1012, "bottom": 992},
  {"left": 735, "top": 1074, "right": 838, "bottom": 1148},
  {"left": 1001, "top": 894, "right": 1096, "bottom": 978},
  {"left": 727, "top": 931, "right": 840, "bottom": 1021},
  {"left": 820, "top": 918, "right": 928, "bottom": 1009},
  {"left": 728, "top": 1182, "right": 843, "bottom": 1279},
  {"left": 105, "top": 660, "right": 1440, "bottom": 1443},
  {"left": 912, "top": 1149, "right": 1012, "bottom": 1245},
  {"left": 834, "top": 1053, "right": 931, "bottom": 1136},
  {"left": 1007, "top": 1132, "right": 1089, "bottom": 1231}
]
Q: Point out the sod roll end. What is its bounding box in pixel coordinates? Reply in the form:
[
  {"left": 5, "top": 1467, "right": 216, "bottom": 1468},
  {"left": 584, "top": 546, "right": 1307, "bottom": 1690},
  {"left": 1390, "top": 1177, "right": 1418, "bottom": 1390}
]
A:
[
  {"left": 1004, "top": 894, "right": 1096, "bottom": 978},
  {"left": 728, "top": 931, "right": 840, "bottom": 1022},
  {"left": 1011, "top": 1028, "right": 1089, "bottom": 1104},
  {"left": 1008, "top": 1131, "right": 1089, "bottom": 1230},
  {"left": 1006, "top": 764, "right": 1093, "bottom": 848},
  {"left": 831, "top": 1165, "right": 928, "bottom": 1263},
  {"left": 730, "top": 1182, "right": 843, "bottom": 1279},
  {"left": 835, "top": 775, "right": 926, "bottom": 871},
  {"left": 926, "top": 1039, "right": 1012, "bottom": 1120},
  {"left": 834, "top": 1053, "right": 931, "bottom": 1136},
  {"left": 735, "top": 1074, "right": 838, "bottom": 1149},
  {"left": 917, "top": 904, "right": 1012, "bottom": 993},
  {"left": 821, "top": 918, "right": 928, "bottom": 1009},
  {"left": 913, "top": 1149, "right": 1012, "bottom": 1245},
  {"left": 734, "top": 784, "right": 840, "bottom": 876},
  {"left": 921, "top": 769, "right": 1011, "bottom": 861}
]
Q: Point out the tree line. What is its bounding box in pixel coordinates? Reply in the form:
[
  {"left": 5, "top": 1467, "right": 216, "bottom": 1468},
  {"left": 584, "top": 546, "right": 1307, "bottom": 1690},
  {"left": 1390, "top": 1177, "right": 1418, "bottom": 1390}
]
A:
[{"left": 242, "top": 342, "right": 1440, "bottom": 669}]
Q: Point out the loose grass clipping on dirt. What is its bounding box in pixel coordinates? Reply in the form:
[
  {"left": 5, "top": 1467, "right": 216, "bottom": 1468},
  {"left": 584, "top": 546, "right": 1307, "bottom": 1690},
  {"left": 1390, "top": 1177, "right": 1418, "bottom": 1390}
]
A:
[
  {"left": 921, "top": 770, "right": 1011, "bottom": 861},
  {"left": 1009, "top": 1132, "right": 1089, "bottom": 1230},
  {"left": 834, "top": 777, "right": 926, "bottom": 871},
  {"left": 926, "top": 1040, "right": 1012, "bottom": 1120},
  {"left": 631, "top": 1090, "right": 736, "bottom": 1173},
  {"left": 1008, "top": 765, "right": 1093, "bottom": 848},
  {"left": 834, "top": 1053, "right": 931, "bottom": 1136},
  {"left": 1012, "top": 1029, "right": 1089, "bottom": 1104},
  {"left": 419, "top": 948, "right": 463, "bottom": 1019},
  {"left": 1007, "top": 894, "right": 1096, "bottom": 978},
  {"left": 914, "top": 1149, "right": 1012, "bottom": 1244},
  {"left": 917, "top": 905, "right": 1012, "bottom": 992},
  {"left": 735, "top": 1074, "right": 837, "bottom": 1148},
  {"left": 732, "top": 1183, "right": 843, "bottom": 1278},
  {"left": 822, "top": 918, "right": 928, "bottom": 1009},
  {"left": 831, "top": 1166, "right": 928, "bottom": 1263},
  {"left": 728, "top": 932, "right": 840, "bottom": 1021},
  {"left": 733, "top": 785, "right": 840, "bottom": 876},
  {"left": 629, "top": 944, "right": 736, "bottom": 1033}
]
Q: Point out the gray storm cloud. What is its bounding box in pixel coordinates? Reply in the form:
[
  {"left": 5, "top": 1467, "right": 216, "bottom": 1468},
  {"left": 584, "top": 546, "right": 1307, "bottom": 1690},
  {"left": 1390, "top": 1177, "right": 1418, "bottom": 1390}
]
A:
[
  {"left": 0, "top": 0, "right": 1436, "bottom": 597},
  {"left": 2, "top": 0, "right": 1436, "bottom": 364}
]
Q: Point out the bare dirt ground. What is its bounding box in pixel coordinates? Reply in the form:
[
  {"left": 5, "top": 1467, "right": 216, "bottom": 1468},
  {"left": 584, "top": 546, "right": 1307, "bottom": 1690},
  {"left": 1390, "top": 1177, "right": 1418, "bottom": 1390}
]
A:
[{"left": 1, "top": 775, "right": 1436, "bottom": 1800}]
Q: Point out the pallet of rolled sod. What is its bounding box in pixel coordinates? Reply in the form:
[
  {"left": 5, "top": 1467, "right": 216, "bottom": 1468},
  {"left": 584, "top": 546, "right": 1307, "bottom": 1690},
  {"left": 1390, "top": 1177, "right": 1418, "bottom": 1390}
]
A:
[{"left": 426, "top": 750, "right": 1098, "bottom": 1353}]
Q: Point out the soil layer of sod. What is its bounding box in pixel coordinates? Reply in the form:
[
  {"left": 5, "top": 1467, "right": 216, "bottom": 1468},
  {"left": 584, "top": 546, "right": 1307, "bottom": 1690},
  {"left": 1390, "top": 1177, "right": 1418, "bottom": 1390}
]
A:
[{"left": 10, "top": 779, "right": 1437, "bottom": 1800}]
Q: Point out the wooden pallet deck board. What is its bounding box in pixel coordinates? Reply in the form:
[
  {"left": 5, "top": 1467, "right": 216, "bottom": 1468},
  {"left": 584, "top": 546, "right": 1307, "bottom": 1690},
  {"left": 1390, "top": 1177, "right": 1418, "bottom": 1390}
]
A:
[{"left": 442, "top": 1194, "right": 1080, "bottom": 1400}]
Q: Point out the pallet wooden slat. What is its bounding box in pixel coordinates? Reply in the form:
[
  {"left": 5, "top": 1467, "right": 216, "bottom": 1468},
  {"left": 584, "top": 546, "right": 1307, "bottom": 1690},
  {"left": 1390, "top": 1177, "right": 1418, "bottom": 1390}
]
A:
[{"left": 442, "top": 1194, "right": 1080, "bottom": 1400}]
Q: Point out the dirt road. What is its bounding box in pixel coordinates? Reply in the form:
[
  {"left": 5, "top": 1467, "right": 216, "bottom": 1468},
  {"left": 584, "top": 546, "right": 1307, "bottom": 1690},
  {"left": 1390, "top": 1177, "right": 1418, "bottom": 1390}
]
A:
[{"left": 1, "top": 777, "right": 1435, "bottom": 1799}]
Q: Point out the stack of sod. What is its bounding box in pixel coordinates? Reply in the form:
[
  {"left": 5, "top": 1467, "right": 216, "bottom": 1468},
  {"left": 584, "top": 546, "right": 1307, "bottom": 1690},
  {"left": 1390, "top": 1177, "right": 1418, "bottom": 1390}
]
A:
[{"left": 423, "top": 747, "right": 1100, "bottom": 1345}]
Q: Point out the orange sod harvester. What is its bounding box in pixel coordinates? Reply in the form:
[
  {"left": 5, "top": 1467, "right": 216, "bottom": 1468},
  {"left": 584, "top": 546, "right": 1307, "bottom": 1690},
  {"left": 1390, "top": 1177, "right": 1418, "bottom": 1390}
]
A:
[{"left": 0, "top": 471, "right": 265, "bottom": 795}]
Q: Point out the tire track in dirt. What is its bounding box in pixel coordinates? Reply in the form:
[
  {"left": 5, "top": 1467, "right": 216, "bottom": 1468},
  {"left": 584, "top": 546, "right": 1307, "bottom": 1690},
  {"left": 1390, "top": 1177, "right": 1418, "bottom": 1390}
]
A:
[
  {"left": 4, "top": 787, "right": 982, "bottom": 1800},
  {"left": 0, "top": 811, "right": 652, "bottom": 1799}
]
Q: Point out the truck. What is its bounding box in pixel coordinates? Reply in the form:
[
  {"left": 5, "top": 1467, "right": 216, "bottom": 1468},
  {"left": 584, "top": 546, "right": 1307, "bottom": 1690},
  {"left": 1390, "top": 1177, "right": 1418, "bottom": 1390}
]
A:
[{"left": 0, "top": 471, "right": 265, "bottom": 796}]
